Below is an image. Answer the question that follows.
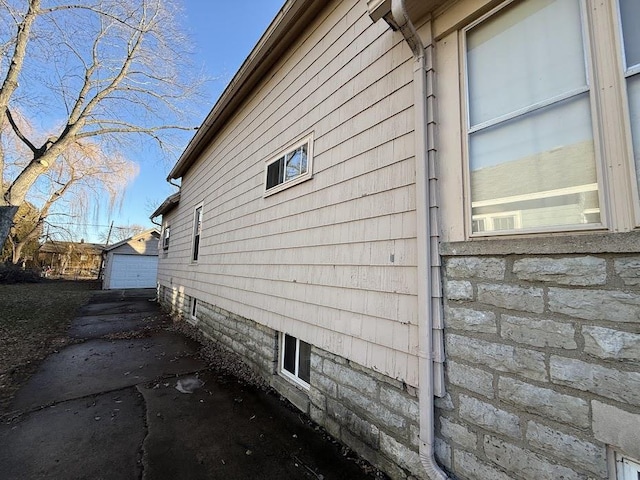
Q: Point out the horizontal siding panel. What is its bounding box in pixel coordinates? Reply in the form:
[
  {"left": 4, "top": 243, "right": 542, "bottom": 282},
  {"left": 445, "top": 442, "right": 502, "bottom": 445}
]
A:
[
  {"left": 204, "top": 238, "right": 417, "bottom": 267},
  {"left": 191, "top": 273, "right": 407, "bottom": 323},
  {"left": 157, "top": 0, "right": 420, "bottom": 385},
  {"left": 202, "top": 263, "right": 417, "bottom": 295},
  {"left": 195, "top": 281, "right": 414, "bottom": 354},
  {"left": 209, "top": 155, "right": 416, "bottom": 239}
]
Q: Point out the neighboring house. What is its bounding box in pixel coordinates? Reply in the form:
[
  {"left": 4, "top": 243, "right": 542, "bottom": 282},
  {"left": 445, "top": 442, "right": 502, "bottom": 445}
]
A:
[
  {"left": 152, "top": 1, "right": 640, "bottom": 479},
  {"left": 38, "top": 240, "right": 103, "bottom": 277},
  {"left": 101, "top": 229, "right": 160, "bottom": 289}
]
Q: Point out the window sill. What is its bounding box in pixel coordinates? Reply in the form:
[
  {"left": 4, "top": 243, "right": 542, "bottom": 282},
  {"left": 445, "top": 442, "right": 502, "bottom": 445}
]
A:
[
  {"left": 263, "top": 173, "right": 312, "bottom": 198},
  {"left": 440, "top": 230, "right": 640, "bottom": 256},
  {"left": 279, "top": 369, "right": 310, "bottom": 391},
  {"left": 270, "top": 375, "right": 310, "bottom": 414}
]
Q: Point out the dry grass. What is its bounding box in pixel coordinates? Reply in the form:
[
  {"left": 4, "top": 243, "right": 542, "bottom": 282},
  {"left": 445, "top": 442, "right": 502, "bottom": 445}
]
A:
[{"left": 0, "top": 279, "right": 100, "bottom": 412}]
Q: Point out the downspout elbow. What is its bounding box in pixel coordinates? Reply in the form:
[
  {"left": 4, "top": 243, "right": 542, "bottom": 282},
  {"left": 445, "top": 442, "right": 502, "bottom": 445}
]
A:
[
  {"left": 421, "top": 449, "right": 448, "bottom": 480},
  {"left": 391, "top": 0, "right": 424, "bottom": 60}
]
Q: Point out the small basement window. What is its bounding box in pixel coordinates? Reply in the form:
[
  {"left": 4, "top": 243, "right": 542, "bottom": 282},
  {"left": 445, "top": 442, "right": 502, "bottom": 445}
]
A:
[
  {"left": 617, "top": 455, "right": 640, "bottom": 480},
  {"left": 191, "top": 298, "right": 198, "bottom": 320},
  {"left": 265, "top": 135, "right": 313, "bottom": 195},
  {"left": 280, "top": 333, "right": 311, "bottom": 388}
]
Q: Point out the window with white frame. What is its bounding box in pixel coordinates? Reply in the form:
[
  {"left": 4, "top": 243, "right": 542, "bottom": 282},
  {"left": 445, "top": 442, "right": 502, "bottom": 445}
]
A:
[
  {"left": 192, "top": 205, "right": 202, "bottom": 262},
  {"left": 465, "top": 0, "right": 601, "bottom": 235},
  {"left": 619, "top": 0, "right": 640, "bottom": 192},
  {"left": 616, "top": 454, "right": 640, "bottom": 480},
  {"left": 265, "top": 135, "right": 313, "bottom": 194},
  {"left": 162, "top": 225, "right": 170, "bottom": 250},
  {"left": 280, "top": 333, "right": 311, "bottom": 388}
]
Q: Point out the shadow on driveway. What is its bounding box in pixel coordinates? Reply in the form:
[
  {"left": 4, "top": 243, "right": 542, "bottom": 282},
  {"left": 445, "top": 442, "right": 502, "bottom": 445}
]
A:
[{"left": 0, "top": 289, "right": 382, "bottom": 480}]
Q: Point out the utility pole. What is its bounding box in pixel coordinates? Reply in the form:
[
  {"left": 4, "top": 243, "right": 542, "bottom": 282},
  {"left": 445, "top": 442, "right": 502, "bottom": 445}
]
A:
[
  {"left": 97, "top": 221, "right": 114, "bottom": 282},
  {"left": 104, "top": 221, "right": 114, "bottom": 246}
]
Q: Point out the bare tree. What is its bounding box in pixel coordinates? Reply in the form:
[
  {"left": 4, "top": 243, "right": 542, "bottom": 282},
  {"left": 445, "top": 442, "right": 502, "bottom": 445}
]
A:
[
  {"left": 107, "top": 223, "right": 147, "bottom": 243},
  {"left": 7, "top": 142, "right": 138, "bottom": 263},
  {"left": 0, "top": 0, "right": 203, "bottom": 250},
  {"left": 1, "top": 199, "right": 40, "bottom": 264}
]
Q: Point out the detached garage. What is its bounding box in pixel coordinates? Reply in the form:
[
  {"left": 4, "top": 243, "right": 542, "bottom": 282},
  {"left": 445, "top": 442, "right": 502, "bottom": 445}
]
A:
[{"left": 102, "top": 229, "right": 160, "bottom": 289}]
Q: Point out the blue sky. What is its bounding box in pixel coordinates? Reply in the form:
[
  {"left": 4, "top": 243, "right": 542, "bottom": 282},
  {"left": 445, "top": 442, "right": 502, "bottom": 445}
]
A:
[{"left": 90, "top": 0, "right": 284, "bottom": 242}]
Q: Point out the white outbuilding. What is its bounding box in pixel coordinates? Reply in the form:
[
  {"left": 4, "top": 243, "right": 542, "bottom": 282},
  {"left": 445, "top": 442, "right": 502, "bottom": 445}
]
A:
[{"left": 101, "top": 229, "right": 160, "bottom": 289}]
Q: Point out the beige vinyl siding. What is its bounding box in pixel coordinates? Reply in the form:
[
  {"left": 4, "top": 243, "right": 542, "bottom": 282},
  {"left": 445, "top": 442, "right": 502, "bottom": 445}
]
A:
[{"left": 158, "top": 0, "right": 420, "bottom": 385}]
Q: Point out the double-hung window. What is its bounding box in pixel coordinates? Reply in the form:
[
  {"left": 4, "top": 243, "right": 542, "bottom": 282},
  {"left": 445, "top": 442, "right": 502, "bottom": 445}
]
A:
[
  {"left": 280, "top": 333, "right": 311, "bottom": 388},
  {"left": 465, "top": 0, "right": 600, "bottom": 234},
  {"left": 265, "top": 135, "right": 313, "bottom": 195},
  {"left": 162, "top": 225, "right": 170, "bottom": 250},
  {"left": 192, "top": 205, "right": 202, "bottom": 262},
  {"left": 619, "top": 0, "right": 640, "bottom": 193}
]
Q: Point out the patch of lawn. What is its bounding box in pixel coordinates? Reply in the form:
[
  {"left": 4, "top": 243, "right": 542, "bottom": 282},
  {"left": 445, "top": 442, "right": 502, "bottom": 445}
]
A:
[{"left": 0, "top": 279, "right": 100, "bottom": 412}]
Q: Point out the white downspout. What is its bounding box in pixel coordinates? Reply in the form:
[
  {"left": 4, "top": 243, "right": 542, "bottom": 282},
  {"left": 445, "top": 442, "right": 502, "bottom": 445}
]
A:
[{"left": 390, "top": 1, "right": 448, "bottom": 479}]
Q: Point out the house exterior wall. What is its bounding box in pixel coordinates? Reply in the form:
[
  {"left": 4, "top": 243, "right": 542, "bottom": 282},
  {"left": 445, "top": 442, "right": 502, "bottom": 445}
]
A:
[
  {"left": 158, "top": 0, "right": 640, "bottom": 479},
  {"left": 433, "top": 0, "right": 640, "bottom": 479},
  {"left": 156, "top": 1, "right": 432, "bottom": 476},
  {"left": 157, "top": 0, "right": 421, "bottom": 386}
]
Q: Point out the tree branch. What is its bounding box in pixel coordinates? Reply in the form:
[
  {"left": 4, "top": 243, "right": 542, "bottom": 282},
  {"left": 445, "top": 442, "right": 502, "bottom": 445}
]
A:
[
  {"left": 5, "top": 109, "right": 38, "bottom": 153},
  {"left": 0, "top": 0, "right": 41, "bottom": 115}
]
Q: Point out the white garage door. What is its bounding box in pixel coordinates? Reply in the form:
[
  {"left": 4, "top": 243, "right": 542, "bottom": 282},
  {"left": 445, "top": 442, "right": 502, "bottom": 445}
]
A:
[{"left": 108, "top": 254, "right": 158, "bottom": 289}]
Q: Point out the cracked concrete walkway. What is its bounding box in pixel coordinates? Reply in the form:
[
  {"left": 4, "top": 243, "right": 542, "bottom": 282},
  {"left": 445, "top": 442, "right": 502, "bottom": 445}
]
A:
[{"left": 0, "top": 289, "right": 378, "bottom": 480}]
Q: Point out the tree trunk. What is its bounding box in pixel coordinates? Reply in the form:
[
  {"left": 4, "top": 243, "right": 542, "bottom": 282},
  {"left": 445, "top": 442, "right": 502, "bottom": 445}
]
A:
[
  {"left": 12, "top": 241, "right": 24, "bottom": 265},
  {"left": 0, "top": 206, "right": 19, "bottom": 255}
]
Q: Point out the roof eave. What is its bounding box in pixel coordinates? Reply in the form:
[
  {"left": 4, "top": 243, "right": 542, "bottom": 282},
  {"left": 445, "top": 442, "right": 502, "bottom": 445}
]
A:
[
  {"left": 167, "top": 0, "right": 326, "bottom": 180},
  {"left": 150, "top": 192, "right": 180, "bottom": 219},
  {"left": 104, "top": 228, "right": 160, "bottom": 252}
]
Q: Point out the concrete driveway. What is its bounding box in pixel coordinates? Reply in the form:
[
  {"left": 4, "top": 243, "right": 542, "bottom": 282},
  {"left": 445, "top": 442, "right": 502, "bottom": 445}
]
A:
[{"left": 0, "top": 289, "right": 380, "bottom": 479}]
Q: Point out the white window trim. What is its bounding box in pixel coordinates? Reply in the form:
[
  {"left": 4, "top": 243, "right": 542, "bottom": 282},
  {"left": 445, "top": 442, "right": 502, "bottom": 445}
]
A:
[
  {"left": 191, "top": 203, "right": 203, "bottom": 263},
  {"left": 279, "top": 333, "right": 310, "bottom": 390},
  {"left": 162, "top": 225, "right": 170, "bottom": 251},
  {"left": 264, "top": 133, "right": 314, "bottom": 197}
]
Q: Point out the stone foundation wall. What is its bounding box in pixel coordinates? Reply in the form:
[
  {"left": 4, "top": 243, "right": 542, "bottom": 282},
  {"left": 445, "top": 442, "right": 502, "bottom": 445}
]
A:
[
  {"left": 309, "top": 348, "right": 424, "bottom": 479},
  {"left": 158, "top": 284, "right": 189, "bottom": 319},
  {"left": 158, "top": 285, "right": 426, "bottom": 479},
  {"left": 438, "top": 243, "right": 640, "bottom": 480}
]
